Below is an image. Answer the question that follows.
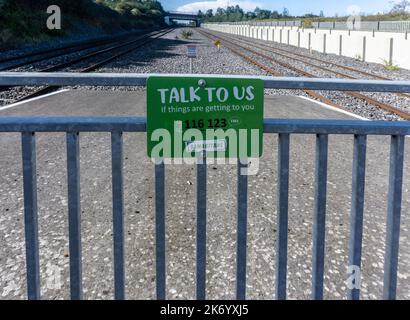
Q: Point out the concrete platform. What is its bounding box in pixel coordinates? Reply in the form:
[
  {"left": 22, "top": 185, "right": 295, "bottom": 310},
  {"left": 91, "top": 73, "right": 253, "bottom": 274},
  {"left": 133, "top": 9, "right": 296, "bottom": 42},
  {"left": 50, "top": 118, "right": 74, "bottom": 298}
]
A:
[
  {"left": 0, "top": 89, "right": 363, "bottom": 119},
  {"left": 0, "top": 90, "right": 408, "bottom": 300}
]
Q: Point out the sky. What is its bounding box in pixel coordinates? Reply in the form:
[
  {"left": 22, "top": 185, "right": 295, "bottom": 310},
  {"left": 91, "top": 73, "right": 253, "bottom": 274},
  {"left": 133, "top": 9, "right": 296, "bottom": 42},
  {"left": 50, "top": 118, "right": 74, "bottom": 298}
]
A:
[{"left": 162, "top": 0, "right": 399, "bottom": 16}]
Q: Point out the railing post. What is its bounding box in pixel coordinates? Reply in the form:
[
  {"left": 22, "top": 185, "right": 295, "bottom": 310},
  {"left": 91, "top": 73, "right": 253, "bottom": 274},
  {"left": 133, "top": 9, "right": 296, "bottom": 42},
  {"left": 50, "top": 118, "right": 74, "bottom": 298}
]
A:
[
  {"left": 196, "top": 154, "right": 207, "bottom": 300},
  {"left": 347, "top": 135, "right": 367, "bottom": 300},
  {"left": 66, "top": 132, "right": 82, "bottom": 300},
  {"left": 155, "top": 160, "right": 166, "bottom": 300},
  {"left": 111, "top": 132, "right": 125, "bottom": 300},
  {"left": 276, "top": 133, "right": 290, "bottom": 300},
  {"left": 21, "top": 132, "right": 40, "bottom": 300},
  {"left": 312, "top": 134, "right": 328, "bottom": 300},
  {"left": 236, "top": 159, "right": 248, "bottom": 300},
  {"left": 383, "top": 135, "right": 405, "bottom": 300}
]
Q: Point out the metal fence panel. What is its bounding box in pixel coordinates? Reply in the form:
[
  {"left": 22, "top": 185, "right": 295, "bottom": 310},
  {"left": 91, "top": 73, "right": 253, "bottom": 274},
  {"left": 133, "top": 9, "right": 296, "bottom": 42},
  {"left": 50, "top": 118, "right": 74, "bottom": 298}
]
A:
[
  {"left": 1, "top": 117, "right": 409, "bottom": 301},
  {"left": 0, "top": 75, "right": 409, "bottom": 300}
]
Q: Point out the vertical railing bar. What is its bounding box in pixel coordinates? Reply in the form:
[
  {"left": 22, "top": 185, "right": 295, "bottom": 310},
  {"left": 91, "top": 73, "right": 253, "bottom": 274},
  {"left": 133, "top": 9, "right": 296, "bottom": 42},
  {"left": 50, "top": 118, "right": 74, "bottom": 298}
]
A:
[
  {"left": 347, "top": 134, "right": 367, "bottom": 300},
  {"left": 276, "top": 133, "right": 290, "bottom": 300},
  {"left": 111, "top": 132, "right": 125, "bottom": 300},
  {"left": 383, "top": 135, "right": 405, "bottom": 300},
  {"left": 236, "top": 158, "right": 248, "bottom": 300},
  {"left": 21, "top": 132, "right": 40, "bottom": 300},
  {"left": 196, "top": 154, "right": 207, "bottom": 300},
  {"left": 66, "top": 131, "right": 82, "bottom": 300},
  {"left": 312, "top": 134, "right": 329, "bottom": 300},
  {"left": 155, "top": 161, "right": 166, "bottom": 300}
]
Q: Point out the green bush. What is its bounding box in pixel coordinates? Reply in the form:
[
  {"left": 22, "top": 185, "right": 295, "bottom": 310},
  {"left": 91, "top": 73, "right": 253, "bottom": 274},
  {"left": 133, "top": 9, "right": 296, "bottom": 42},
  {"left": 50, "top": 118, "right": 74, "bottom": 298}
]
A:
[
  {"left": 301, "top": 19, "right": 313, "bottom": 28},
  {"left": 382, "top": 59, "right": 400, "bottom": 71},
  {"left": 181, "top": 29, "right": 193, "bottom": 39}
]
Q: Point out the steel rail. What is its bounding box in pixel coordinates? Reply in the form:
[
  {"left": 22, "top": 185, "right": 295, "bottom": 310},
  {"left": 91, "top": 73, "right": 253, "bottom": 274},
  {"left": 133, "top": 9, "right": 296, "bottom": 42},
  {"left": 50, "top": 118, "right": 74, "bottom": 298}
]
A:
[
  {"left": 11, "top": 29, "right": 174, "bottom": 102},
  {"left": 209, "top": 30, "right": 410, "bottom": 100},
  {"left": 0, "top": 30, "right": 153, "bottom": 67},
  {"left": 199, "top": 29, "right": 410, "bottom": 120},
  {"left": 198, "top": 29, "right": 351, "bottom": 111},
  {"left": 0, "top": 29, "right": 169, "bottom": 95}
]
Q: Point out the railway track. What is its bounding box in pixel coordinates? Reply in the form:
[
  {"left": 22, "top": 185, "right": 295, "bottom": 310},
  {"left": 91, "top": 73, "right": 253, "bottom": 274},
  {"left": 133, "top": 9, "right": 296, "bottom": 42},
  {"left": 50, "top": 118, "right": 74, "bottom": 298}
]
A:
[
  {"left": 0, "top": 30, "right": 153, "bottom": 71},
  {"left": 197, "top": 29, "right": 358, "bottom": 113},
  {"left": 1, "top": 29, "right": 174, "bottom": 102},
  {"left": 205, "top": 29, "right": 406, "bottom": 83},
  {"left": 205, "top": 29, "right": 410, "bottom": 101},
  {"left": 199, "top": 29, "right": 410, "bottom": 120}
]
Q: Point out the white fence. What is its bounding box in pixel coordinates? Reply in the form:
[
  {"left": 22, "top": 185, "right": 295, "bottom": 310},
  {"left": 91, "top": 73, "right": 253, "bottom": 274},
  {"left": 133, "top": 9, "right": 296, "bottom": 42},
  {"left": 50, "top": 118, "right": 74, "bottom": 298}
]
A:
[
  {"left": 203, "top": 23, "right": 410, "bottom": 70},
  {"left": 212, "top": 20, "right": 410, "bottom": 32}
]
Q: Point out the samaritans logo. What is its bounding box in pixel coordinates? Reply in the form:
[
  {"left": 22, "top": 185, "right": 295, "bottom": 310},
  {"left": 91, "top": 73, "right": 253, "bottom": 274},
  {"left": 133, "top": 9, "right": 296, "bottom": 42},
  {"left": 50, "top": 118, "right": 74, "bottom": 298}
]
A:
[{"left": 147, "top": 77, "right": 264, "bottom": 173}]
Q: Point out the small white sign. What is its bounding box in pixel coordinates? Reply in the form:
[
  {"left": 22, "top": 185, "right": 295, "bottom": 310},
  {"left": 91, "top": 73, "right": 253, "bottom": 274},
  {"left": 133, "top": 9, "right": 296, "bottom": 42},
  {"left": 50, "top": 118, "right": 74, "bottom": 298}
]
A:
[
  {"left": 185, "top": 139, "right": 226, "bottom": 153},
  {"left": 187, "top": 45, "right": 197, "bottom": 58}
]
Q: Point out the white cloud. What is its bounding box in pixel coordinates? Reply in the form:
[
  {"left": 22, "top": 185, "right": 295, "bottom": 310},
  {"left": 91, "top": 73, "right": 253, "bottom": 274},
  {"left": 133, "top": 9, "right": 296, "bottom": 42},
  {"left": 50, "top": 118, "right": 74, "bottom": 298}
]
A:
[{"left": 176, "top": 0, "right": 262, "bottom": 13}]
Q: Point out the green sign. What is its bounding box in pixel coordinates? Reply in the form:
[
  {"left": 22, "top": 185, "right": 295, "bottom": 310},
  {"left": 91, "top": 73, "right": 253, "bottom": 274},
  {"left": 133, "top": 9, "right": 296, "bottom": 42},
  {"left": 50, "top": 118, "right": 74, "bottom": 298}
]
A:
[{"left": 147, "top": 76, "right": 264, "bottom": 159}]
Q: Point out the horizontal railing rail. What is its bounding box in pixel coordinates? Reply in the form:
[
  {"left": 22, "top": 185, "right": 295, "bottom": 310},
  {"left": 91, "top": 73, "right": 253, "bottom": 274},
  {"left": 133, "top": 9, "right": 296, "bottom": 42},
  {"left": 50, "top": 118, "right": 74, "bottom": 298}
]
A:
[
  {"left": 1, "top": 72, "right": 410, "bottom": 92},
  {"left": 0, "top": 117, "right": 410, "bottom": 135}
]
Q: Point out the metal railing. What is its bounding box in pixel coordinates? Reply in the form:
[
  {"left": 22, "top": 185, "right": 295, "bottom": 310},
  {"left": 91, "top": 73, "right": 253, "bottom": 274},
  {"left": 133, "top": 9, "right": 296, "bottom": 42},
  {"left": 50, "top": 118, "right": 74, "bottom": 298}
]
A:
[{"left": 0, "top": 73, "right": 410, "bottom": 300}]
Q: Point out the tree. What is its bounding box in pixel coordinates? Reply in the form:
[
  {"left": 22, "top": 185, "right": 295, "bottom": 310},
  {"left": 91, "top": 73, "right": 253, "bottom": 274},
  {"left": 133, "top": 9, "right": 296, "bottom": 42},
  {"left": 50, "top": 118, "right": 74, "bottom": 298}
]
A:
[
  {"left": 245, "top": 11, "right": 256, "bottom": 20},
  {"left": 390, "top": 0, "right": 410, "bottom": 14},
  {"left": 254, "top": 7, "right": 261, "bottom": 18},
  {"left": 205, "top": 9, "right": 213, "bottom": 18},
  {"left": 271, "top": 10, "right": 280, "bottom": 19},
  {"left": 202, "top": 4, "right": 295, "bottom": 22}
]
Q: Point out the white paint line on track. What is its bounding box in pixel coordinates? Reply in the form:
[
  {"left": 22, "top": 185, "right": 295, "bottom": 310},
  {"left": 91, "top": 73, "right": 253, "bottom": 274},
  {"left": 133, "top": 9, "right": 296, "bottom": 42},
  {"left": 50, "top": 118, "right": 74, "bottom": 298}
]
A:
[
  {"left": 0, "top": 89, "right": 70, "bottom": 112},
  {"left": 298, "top": 95, "right": 369, "bottom": 121}
]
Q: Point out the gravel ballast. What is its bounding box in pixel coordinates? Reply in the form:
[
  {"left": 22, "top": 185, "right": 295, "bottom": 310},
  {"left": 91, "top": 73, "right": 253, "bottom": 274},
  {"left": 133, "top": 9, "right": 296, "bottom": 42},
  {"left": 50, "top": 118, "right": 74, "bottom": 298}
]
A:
[{"left": 2, "top": 28, "right": 409, "bottom": 120}]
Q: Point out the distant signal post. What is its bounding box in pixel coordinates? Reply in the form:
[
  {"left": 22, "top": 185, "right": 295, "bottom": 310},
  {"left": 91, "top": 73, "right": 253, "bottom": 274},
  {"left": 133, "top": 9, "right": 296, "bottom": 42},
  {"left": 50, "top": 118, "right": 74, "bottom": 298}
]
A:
[{"left": 187, "top": 44, "right": 197, "bottom": 73}]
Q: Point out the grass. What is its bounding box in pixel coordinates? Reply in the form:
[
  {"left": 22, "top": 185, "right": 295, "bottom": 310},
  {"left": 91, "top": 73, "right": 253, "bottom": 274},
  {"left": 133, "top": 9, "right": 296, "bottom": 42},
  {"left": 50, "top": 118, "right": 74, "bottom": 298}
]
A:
[{"left": 382, "top": 59, "right": 400, "bottom": 71}]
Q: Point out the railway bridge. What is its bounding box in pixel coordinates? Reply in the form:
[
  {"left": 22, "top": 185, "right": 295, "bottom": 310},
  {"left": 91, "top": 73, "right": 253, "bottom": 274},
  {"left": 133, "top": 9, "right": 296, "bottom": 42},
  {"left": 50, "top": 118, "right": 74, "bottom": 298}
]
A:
[{"left": 164, "top": 11, "right": 202, "bottom": 27}]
